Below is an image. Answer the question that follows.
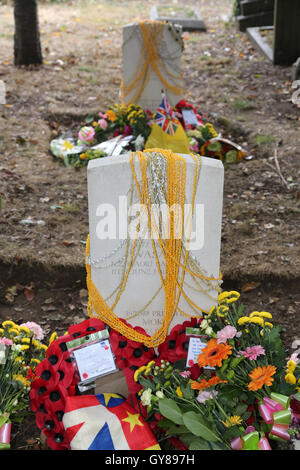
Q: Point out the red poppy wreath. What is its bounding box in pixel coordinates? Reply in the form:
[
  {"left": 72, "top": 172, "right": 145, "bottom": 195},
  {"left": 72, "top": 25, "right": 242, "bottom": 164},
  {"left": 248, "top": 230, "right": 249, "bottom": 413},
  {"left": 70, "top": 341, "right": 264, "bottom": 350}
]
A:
[{"left": 30, "top": 316, "right": 203, "bottom": 450}]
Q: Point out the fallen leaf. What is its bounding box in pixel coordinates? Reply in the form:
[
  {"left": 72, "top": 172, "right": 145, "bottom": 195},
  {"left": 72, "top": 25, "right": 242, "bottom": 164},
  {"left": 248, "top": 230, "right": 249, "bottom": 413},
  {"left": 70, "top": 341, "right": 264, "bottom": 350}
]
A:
[
  {"left": 241, "top": 281, "right": 261, "bottom": 293},
  {"left": 62, "top": 239, "right": 76, "bottom": 246},
  {"left": 24, "top": 282, "right": 35, "bottom": 301}
]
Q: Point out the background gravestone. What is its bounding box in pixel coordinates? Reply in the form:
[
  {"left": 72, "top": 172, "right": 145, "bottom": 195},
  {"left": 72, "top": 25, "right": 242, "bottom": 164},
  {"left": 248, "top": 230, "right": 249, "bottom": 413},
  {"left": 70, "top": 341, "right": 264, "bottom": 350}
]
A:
[
  {"left": 149, "top": 5, "right": 206, "bottom": 32},
  {"left": 122, "top": 21, "right": 183, "bottom": 113},
  {"left": 87, "top": 153, "right": 224, "bottom": 339},
  {"left": 236, "top": 0, "right": 274, "bottom": 32}
]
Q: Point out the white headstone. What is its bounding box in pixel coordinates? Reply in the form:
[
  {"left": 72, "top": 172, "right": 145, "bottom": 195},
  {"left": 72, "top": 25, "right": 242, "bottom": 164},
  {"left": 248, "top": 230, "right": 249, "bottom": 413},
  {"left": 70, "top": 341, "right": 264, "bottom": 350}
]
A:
[
  {"left": 87, "top": 152, "right": 224, "bottom": 340},
  {"left": 122, "top": 21, "right": 183, "bottom": 113}
]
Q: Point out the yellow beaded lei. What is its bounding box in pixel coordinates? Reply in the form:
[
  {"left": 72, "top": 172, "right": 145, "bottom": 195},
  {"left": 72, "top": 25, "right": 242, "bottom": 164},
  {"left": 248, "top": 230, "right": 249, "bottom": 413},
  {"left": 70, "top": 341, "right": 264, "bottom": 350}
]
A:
[
  {"left": 85, "top": 149, "right": 222, "bottom": 348},
  {"left": 121, "top": 20, "right": 183, "bottom": 105}
]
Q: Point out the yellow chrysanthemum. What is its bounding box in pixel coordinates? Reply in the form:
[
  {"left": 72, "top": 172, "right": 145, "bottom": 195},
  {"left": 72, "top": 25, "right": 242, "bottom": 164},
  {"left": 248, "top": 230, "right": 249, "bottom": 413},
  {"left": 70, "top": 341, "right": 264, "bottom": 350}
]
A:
[
  {"left": 287, "top": 360, "right": 297, "bottom": 373},
  {"left": 14, "top": 356, "right": 23, "bottom": 363},
  {"left": 13, "top": 374, "right": 30, "bottom": 388},
  {"left": 19, "top": 326, "right": 31, "bottom": 335},
  {"left": 8, "top": 328, "right": 19, "bottom": 337},
  {"left": 237, "top": 316, "right": 250, "bottom": 326},
  {"left": 21, "top": 338, "right": 31, "bottom": 344},
  {"left": 216, "top": 305, "right": 229, "bottom": 318},
  {"left": 250, "top": 317, "right": 265, "bottom": 327},
  {"left": 264, "top": 322, "right": 273, "bottom": 328},
  {"left": 285, "top": 373, "right": 296, "bottom": 385},
  {"left": 0, "top": 328, "right": 4, "bottom": 336},
  {"left": 49, "top": 332, "right": 58, "bottom": 345},
  {"left": 20, "top": 344, "right": 30, "bottom": 351},
  {"left": 134, "top": 365, "right": 147, "bottom": 382},
  {"left": 218, "top": 291, "right": 240, "bottom": 304},
  {"left": 2, "top": 321, "right": 17, "bottom": 329},
  {"left": 176, "top": 386, "right": 183, "bottom": 398},
  {"left": 223, "top": 415, "right": 243, "bottom": 427},
  {"left": 249, "top": 311, "right": 272, "bottom": 319}
]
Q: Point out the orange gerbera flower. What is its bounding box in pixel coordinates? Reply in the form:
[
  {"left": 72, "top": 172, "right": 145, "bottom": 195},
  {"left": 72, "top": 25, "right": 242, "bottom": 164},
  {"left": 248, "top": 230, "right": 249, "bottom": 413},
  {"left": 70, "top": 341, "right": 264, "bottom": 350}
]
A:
[
  {"left": 191, "top": 376, "right": 227, "bottom": 391},
  {"left": 197, "top": 338, "right": 232, "bottom": 368},
  {"left": 248, "top": 365, "right": 277, "bottom": 391}
]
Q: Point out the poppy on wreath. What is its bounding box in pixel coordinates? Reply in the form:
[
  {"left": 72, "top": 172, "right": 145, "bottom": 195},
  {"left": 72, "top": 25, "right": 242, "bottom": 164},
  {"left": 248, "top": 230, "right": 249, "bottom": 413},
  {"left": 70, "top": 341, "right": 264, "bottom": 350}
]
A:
[
  {"left": 109, "top": 319, "right": 156, "bottom": 369},
  {"left": 68, "top": 318, "right": 106, "bottom": 338},
  {"left": 158, "top": 318, "right": 200, "bottom": 363}
]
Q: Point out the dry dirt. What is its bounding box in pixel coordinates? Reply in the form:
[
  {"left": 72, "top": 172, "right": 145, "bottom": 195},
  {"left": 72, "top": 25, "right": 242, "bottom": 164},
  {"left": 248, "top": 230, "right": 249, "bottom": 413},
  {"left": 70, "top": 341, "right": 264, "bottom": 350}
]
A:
[{"left": 0, "top": 0, "right": 299, "bottom": 450}]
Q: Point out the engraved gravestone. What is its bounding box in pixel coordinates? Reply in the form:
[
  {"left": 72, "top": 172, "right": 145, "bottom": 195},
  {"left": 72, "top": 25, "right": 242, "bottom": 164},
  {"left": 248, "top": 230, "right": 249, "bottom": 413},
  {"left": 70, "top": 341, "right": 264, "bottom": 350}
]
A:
[
  {"left": 87, "top": 152, "right": 224, "bottom": 339},
  {"left": 122, "top": 21, "right": 183, "bottom": 113}
]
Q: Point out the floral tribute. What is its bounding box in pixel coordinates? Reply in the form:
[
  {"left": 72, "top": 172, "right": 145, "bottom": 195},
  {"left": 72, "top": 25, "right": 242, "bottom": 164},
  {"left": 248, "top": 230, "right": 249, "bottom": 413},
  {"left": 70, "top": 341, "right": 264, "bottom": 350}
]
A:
[
  {"left": 29, "top": 291, "right": 300, "bottom": 451},
  {"left": 50, "top": 100, "right": 247, "bottom": 167},
  {"left": 134, "top": 292, "right": 300, "bottom": 451},
  {"left": 0, "top": 320, "right": 48, "bottom": 449}
]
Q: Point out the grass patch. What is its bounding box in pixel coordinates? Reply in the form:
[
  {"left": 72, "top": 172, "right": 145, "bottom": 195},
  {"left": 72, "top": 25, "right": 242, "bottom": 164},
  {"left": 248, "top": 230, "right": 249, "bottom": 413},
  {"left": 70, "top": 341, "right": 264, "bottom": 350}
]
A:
[
  {"left": 253, "top": 134, "right": 277, "bottom": 146},
  {"left": 232, "top": 97, "right": 255, "bottom": 110}
]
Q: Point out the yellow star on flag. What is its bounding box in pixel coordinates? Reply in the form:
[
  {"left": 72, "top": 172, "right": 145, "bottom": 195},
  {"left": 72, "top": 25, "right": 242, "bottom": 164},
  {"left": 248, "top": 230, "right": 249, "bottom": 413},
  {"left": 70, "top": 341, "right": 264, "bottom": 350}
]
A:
[
  {"left": 103, "top": 393, "right": 122, "bottom": 406},
  {"left": 122, "top": 411, "right": 144, "bottom": 432}
]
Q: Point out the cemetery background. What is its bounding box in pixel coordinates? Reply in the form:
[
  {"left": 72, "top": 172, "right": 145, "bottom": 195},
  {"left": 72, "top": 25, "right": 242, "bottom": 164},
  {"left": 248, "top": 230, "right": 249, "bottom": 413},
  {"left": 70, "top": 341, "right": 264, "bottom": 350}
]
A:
[{"left": 0, "top": 0, "right": 299, "bottom": 449}]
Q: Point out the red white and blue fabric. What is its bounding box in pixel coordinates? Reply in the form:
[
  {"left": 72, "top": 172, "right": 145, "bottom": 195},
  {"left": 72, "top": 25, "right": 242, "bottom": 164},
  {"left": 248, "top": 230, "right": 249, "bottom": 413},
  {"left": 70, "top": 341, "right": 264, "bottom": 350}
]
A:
[
  {"left": 62, "top": 393, "right": 160, "bottom": 450},
  {"left": 154, "top": 95, "right": 180, "bottom": 136}
]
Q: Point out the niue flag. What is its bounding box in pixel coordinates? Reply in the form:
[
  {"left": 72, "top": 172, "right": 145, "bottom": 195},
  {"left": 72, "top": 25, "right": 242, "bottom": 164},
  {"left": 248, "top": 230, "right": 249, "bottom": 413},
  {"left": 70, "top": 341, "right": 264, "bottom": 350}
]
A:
[{"left": 63, "top": 393, "right": 160, "bottom": 450}]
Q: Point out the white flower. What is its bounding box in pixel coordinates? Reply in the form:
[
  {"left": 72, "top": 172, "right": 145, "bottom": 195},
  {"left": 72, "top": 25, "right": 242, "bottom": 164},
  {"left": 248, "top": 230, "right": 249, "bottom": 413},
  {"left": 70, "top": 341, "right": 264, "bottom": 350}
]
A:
[
  {"left": 156, "top": 391, "right": 164, "bottom": 399},
  {"left": 134, "top": 134, "right": 145, "bottom": 151},
  {"left": 196, "top": 390, "right": 218, "bottom": 404},
  {"left": 205, "top": 327, "right": 213, "bottom": 336},
  {"left": 12, "top": 344, "right": 21, "bottom": 352},
  {"left": 200, "top": 319, "right": 209, "bottom": 330},
  {"left": 141, "top": 388, "right": 152, "bottom": 406},
  {"left": 0, "top": 350, "right": 5, "bottom": 364}
]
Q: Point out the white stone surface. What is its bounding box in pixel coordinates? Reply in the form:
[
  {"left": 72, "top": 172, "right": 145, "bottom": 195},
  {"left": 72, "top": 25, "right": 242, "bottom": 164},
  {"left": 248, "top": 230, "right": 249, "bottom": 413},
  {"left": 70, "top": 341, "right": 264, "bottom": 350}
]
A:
[
  {"left": 87, "top": 153, "right": 224, "bottom": 339},
  {"left": 122, "top": 22, "right": 183, "bottom": 113}
]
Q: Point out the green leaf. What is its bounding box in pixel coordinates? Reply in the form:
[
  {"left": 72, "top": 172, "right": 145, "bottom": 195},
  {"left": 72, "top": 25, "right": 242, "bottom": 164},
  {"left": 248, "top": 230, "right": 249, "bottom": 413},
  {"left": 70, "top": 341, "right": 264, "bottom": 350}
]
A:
[
  {"left": 158, "top": 399, "right": 184, "bottom": 425},
  {"left": 85, "top": 114, "right": 95, "bottom": 124},
  {"left": 225, "top": 150, "right": 238, "bottom": 162},
  {"left": 179, "top": 433, "right": 199, "bottom": 447},
  {"left": 138, "top": 376, "right": 155, "bottom": 391},
  {"left": 189, "top": 438, "right": 211, "bottom": 450},
  {"left": 182, "top": 411, "right": 220, "bottom": 442},
  {"left": 207, "top": 141, "right": 222, "bottom": 152},
  {"left": 235, "top": 403, "right": 248, "bottom": 415},
  {"left": 209, "top": 441, "right": 228, "bottom": 450},
  {"left": 224, "top": 426, "right": 243, "bottom": 440}
]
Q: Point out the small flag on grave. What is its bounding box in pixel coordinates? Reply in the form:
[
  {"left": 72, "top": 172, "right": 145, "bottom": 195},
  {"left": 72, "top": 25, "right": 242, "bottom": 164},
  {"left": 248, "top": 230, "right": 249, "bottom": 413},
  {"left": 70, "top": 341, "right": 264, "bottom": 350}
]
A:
[
  {"left": 63, "top": 393, "right": 160, "bottom": 450},
  {"left": 145, "top": 94, "right": 190, "bottom": 153}
]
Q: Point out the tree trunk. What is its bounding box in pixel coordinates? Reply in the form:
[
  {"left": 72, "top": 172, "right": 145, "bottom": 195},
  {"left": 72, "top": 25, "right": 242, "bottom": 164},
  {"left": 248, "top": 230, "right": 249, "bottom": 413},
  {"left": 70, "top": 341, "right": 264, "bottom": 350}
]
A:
[{"left": 14, "top": 0, "right": 43, "bottom": 66}]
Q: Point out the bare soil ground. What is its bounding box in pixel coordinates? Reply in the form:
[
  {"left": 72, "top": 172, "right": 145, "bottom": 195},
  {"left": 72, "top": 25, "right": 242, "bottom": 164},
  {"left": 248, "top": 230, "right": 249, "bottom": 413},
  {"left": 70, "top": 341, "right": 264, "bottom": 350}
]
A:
[{"left": 0, "top": 0, "right": 299, "bottom": 450}]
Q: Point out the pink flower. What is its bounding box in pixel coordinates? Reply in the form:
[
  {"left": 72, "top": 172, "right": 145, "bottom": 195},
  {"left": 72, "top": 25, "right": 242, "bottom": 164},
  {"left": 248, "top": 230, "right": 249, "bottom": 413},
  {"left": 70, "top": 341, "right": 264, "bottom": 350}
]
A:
[
  {"left": 98, "top": 118, "right": 108, "bottom": 130},
  {"left": 196, "top": 390, "right": 218, "bottom": 404},
  {"left": 217, "top": 325, "right": 238, "bottom": 344},
  {"left": 20, "top": 322, "right": 44, "bottom": 340},
  {"left": 190, "top": 141, "right": 199, "bottom": 153},
  {"left": 0, "top": 337, "right": 13, "bottom": 346},
  {"left": 180, "top": 370, "right": 191, "bottom": 378},
  {"left": 239, "top": 345, "right": 265, "bottom": 361},
  {"left": 98, "top": 112, "right": 107, "bottom": 119},
  {"left": 290, "top": 353, "right": 299, "bottom": 364},
  {"left": 78, "top": 126, "right": 95, "bottom": 142}
]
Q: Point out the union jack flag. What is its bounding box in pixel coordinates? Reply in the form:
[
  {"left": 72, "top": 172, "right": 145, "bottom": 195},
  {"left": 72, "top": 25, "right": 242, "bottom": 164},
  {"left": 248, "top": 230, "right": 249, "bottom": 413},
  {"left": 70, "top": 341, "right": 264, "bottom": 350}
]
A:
[
  {"left": 63, "top": 393, "right": 160, "bottom": 450},
  {"left": 154, "top": 95, "right": 180, "bottom": 136}
]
